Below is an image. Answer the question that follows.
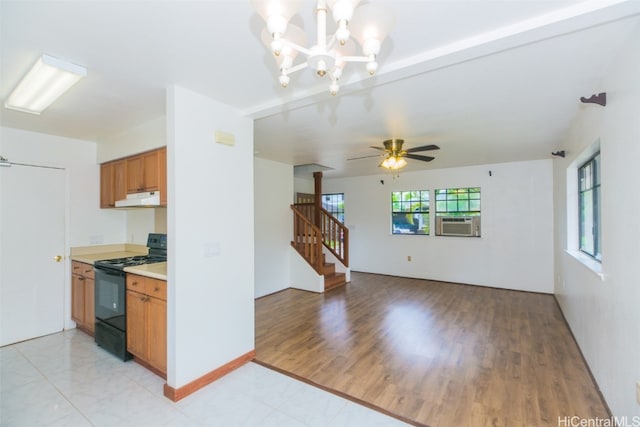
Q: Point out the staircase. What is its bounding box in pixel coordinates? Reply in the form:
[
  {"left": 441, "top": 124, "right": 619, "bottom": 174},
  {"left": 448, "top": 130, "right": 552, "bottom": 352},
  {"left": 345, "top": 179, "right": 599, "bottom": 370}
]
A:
[
  {"left": 323, "top": 255, "right": 347, "bottom": 291},
  {"left": 290, "top": 171, "right": 349, "bottom": 292},
  {"left": 291, "top": 204, "right": 349, "bottom": 292}
]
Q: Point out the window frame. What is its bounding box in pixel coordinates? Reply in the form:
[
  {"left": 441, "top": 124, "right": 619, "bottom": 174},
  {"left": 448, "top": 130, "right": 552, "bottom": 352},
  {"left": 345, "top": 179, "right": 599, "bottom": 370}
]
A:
[
  {"left": 322, "top": 193, "right": 345, "bottom": 223},
  {"left": 434, "top": 187, "right": 481, "bottom": 216},
  {"left": 578, "top": 152, "right": 601, "bottom": 261},
  {"left": 434, "top": 187, "right": 481, "bottom": 237},
  {"left": 391, "top": 190, "right": 430, "bottom": 235}
]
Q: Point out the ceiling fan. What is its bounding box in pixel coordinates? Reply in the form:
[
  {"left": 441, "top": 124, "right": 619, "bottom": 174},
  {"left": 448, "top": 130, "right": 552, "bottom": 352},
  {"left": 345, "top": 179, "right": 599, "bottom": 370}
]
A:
[{"left": 348, "top": 139, "right": 440, "bottom": 170}]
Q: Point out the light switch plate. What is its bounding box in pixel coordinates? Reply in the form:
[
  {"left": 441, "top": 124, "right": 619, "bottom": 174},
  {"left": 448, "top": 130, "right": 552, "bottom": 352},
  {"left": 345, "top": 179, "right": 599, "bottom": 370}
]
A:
[{"left": 204, "top": 242, "right": 221, "bottom": 258}]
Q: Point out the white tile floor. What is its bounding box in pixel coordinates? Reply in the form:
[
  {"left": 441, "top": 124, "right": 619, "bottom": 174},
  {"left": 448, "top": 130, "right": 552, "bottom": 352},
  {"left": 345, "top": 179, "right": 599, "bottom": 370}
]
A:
[{"left": 0, "top": 329, "right": 409, "bottom": 427}]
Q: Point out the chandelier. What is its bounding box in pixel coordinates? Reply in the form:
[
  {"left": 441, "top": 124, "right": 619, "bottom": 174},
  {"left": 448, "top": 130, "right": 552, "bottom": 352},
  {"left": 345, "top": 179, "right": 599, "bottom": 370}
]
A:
[{"left": 251, "top": 0, "right": 394, "bottom": 96}]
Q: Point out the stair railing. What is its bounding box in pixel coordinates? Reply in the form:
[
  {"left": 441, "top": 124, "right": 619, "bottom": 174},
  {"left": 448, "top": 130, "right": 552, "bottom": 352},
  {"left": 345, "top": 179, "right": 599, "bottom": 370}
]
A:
[
  {"left": 319, "top": 207, "right": 349, "bottom": 267},
  {"left": 291, "top": 205, "right": 324, "bottom": 274},
  {"left": 292, "top": 203, "right": 349, "bottom": 268}
]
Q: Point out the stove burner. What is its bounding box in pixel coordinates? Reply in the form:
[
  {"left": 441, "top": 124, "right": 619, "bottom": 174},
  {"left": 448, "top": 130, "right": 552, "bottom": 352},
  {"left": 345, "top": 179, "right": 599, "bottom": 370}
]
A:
[
  {"left": 94, "top": 233, "right": 167, "bottom": 271},
  {"left": 95, "top": 255, "right": 165, "bottom": 270}
]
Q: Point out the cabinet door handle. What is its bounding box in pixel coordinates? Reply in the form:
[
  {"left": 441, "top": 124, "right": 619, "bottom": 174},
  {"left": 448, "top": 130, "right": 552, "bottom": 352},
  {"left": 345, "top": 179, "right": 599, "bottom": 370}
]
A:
[
  {"left": 154, "top": 286, "right": 160, "bottom": 292},
  {"left": 132, "top": 281, "right": 138, "bottom": 286}
]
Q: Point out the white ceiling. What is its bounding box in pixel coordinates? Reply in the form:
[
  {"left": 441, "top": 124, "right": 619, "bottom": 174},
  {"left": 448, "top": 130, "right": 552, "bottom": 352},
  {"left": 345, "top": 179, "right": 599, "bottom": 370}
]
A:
[{"left": 1, "top": 1, "right": 639, "bottom": 178}]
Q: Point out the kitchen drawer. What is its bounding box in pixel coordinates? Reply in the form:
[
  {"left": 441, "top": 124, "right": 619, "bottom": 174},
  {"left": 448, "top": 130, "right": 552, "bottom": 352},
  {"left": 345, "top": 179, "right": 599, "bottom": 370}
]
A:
[
  {"left": 72, "top": 261, "right": 95, "bottom": 279},
  {"left": 145, "top": 278, "right": 166, "bottom": 301},
  {"left": 126, "top": 274, "right": 146, "bottom": 292},
  {"left": 81, "top": 264, "right": 94, "bottom": 279}
]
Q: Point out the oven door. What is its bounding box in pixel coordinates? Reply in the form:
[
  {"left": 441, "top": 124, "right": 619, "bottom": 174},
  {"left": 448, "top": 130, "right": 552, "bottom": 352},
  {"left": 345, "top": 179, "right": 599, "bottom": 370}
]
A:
[{"left": 94, "top": 267, "right": 126, "bottom": 331}]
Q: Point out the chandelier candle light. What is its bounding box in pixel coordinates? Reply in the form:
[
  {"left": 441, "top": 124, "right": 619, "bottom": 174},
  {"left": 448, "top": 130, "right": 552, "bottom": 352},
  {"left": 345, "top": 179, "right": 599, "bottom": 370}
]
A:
[{"left": 252, "top": 0, "right": 394, "bottom": 96}]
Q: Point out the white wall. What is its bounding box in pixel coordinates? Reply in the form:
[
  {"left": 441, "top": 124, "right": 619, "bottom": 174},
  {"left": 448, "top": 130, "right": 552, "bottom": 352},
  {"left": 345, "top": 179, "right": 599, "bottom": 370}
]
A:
[
  {"left": 166, "top": 86, "right": 254, "bottom": 389},
  {"left": 0, "top": 127, "right": 126, "bottom": 246},
  {"left": 324, "top": 159, "right": 554, "bottom": 293},
  {"left": 97, "top": 116, "right": 166, "bottom": 163},
  {"left": 294, "top": 176, "right": 314, "bottom": 196},
  {"left": 553, "top": 25, "right": 640, "bottom": 418},
  {"left": 289, "top": 247, "right": 324, "bottom": 293},
  {"left": 254, "top": 157, "right": 293, "bottom": 298},
  {"left": 125, "top": 209, "right": 157, "bottom": 245}
]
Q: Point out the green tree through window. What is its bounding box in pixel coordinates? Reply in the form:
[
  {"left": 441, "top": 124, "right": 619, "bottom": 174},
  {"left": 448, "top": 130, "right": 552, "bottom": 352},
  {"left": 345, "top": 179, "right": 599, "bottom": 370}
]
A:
[
  {"left": 435, "top": 187, "right": 481, "bottom": 215},
  {"left": 391, "top": 190, "right": 429, "bottom": 235}
]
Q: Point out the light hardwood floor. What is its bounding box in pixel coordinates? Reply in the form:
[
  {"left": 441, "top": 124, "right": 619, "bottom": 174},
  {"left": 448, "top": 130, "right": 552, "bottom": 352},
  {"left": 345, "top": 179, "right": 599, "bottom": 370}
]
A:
[{"left": 255, "top": 272, "right": 609, "bottom": 427}]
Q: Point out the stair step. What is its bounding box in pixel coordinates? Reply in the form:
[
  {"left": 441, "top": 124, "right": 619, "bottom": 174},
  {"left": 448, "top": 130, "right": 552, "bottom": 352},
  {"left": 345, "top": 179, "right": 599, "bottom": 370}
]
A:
[
  {"left": 323, "top": 262, "right": 335, "bottom": 275},
  {"left": 324, "top": 272, "right": 346, "bottom": 291}
]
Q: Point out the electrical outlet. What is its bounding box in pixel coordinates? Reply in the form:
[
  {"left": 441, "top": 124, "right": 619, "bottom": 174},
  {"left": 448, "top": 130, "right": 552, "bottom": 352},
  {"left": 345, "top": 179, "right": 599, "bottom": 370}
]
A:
[
  {"left": 89, "top": 235, "right": 104, "bottom": 244},
  {"left": 636, "top": 380, "right": 640, "bottom": 405},
  {"left": 407, "top": 256, "right": 412, "bottom": 262}
]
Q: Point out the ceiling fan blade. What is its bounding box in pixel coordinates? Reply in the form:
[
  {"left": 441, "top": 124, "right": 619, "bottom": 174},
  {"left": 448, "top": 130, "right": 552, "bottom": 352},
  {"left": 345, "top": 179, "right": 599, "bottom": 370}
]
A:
[
  {"left": 405, "top": 153, "right": 435, "bottom": 162},
  {"left": 405, "top": 144, "right": 440, "bottom": 153},
  {"left": 347, "top": 154, "right": 384, "bottom": 160},
  {"left": 369, "top": 146, "right": 386, "bottom": 151}
]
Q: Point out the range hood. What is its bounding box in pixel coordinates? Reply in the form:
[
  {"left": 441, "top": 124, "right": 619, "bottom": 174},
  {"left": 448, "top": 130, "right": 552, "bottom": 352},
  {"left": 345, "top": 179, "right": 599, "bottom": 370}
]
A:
[{"left": 115, "top": 191, "right": 160, "bottom": 208}]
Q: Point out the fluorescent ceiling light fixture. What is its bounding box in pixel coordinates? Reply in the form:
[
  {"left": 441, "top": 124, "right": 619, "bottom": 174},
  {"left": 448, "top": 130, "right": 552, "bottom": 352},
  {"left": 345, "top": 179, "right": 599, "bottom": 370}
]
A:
[{"left": 4, "top": 54, "right": 87, "bottom": 115}]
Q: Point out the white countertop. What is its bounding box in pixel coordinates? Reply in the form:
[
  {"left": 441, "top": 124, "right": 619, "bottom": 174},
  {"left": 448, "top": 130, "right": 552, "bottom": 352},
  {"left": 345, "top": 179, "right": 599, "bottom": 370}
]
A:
[{"left": 124, "top": 262, "right": 167, "bottom": 281}]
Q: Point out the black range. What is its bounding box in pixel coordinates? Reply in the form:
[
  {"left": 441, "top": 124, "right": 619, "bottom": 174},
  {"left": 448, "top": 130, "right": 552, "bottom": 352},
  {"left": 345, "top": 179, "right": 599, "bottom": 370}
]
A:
[{"left": 93, "top": 233, "right": 167, "bottom": 360}]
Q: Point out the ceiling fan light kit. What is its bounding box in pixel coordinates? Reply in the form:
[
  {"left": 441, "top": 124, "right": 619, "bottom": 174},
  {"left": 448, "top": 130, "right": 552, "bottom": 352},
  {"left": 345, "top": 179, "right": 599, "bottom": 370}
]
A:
[
  {"left": 379, "top": 155, "right": 407, "bottom": 170},
  {"left": 252, "top": 0, "right": 394, "bottom": 96},
  {"left": 351, "top": 138, "right": 439, "bottom": 171}
]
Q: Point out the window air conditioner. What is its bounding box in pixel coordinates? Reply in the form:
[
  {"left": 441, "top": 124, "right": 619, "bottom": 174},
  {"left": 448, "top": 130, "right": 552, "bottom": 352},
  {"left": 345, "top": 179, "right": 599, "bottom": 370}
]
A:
[{"left": 440, "top": 217, "right": 474, "bottom": 236}]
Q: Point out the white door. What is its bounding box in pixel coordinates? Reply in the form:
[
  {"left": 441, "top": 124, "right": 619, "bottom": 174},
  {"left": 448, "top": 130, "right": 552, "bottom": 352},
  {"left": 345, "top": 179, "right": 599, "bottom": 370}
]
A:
[{"left": 0, "top": 163, "right": 66, "bottom": 346}]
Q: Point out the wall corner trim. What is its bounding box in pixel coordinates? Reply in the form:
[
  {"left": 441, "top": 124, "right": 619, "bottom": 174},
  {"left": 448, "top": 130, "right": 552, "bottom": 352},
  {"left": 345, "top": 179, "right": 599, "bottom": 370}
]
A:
[{"left": 163, "top": 349, "right": 256, "bottom": 402}]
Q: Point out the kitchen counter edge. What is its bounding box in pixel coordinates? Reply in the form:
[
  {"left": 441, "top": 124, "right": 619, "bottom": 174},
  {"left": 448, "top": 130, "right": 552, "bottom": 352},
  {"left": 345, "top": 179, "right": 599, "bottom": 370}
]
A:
[{"left": 123, "top": 262, "right": 167, "bottom": 281}]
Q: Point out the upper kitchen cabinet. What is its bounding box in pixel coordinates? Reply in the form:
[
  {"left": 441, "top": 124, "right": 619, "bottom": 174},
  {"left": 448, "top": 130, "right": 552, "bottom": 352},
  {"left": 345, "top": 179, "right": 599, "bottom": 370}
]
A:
[
  {"left": 126, "top": 149, "right": 160, "bottom": 194},
  {"left": 158, "top": 147, "right": 167, "bottom": 206},
  {"left": 100, "top": 159, "right": 126, "bottom": 208},
  {"left": 100, "top": 147, "right": 167, "bottom": 208}
]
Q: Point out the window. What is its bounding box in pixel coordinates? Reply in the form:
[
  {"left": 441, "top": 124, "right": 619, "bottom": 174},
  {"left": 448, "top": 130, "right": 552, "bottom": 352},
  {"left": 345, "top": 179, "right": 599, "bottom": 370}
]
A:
[
  {"left": 322, "top": 193, "right": 344, "bottom": 223},
  {"left": 391, "top": 190, "right": 429, "bottom": 235},
  {"left": 579, "top": 152, "right": 601, "bottom": 260},
  {"left": 435, "top": 187, "right": 481, "bottom": 236}
]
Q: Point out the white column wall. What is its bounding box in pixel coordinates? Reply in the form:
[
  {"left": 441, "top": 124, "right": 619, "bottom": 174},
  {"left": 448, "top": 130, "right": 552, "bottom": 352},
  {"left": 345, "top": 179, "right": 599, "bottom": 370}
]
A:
[
  {"left": 553, "top": 25, "right": 640, "bottom": 417},
  {"left": 324, "top": 159, "right": 554, "bottom": 293},
  {"left": 166, "top": 86, "right": 254, "bottom": 389},
  {"left": 254, "top": 157, "right": 292, "bottom": 298}
]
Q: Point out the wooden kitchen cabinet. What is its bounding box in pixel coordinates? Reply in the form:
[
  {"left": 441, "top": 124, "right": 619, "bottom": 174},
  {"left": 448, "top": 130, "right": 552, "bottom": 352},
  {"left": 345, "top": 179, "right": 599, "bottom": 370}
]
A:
[
  {"left": 126, "top": 150, "right": 160, "bottom": 194},
  {"left": 71, "top": 261, "right": 95, "bottom": 335},
  {"left": 100, "top": 159, "right": 126, "bottom": 208},
  {"left": 126, "top": 274, "right": 167, "bottom": 376},
  {"left": 158, "top": 147, "right": 167, "bottom": 206},
  {"left": 100, "top": 147, "right": 166, "bottom": 208}
]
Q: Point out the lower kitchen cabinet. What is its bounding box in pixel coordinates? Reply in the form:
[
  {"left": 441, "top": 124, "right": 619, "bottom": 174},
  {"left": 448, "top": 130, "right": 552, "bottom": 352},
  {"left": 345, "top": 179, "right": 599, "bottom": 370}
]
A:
[
  {"left": 71, "top": 261, "right": 95, "bottom": 335},
  {"left": 126, "top": 274, "right": 167, "bottom": 376}
]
